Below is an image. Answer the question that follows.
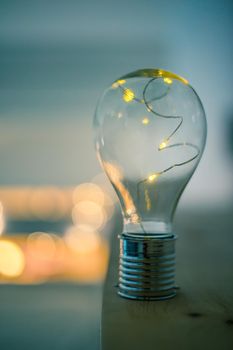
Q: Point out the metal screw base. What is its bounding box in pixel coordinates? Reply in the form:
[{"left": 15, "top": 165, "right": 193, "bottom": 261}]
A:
[{"left": 118, "top": 232, "right": 177, "bottom": 300}]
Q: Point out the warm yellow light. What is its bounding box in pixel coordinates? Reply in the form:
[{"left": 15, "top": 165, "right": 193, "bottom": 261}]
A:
[
  {"left": 145, "top": 189, "right": 151, "bottom": 211},
  {"left": 123, "top": 88, "right": 135, "bottom": 102},
  {"left": 159, "top": 140, "right": 168, "bottom": 150},
  {"left": 131, "top": 213, "right": 139, "bottom": 224},
  {"left": 0, "top": 202, "right": 5, "bottom": 235},
  {"left": 0, "top": 240, "right": 25, "bottom": 277},
  {"left": 148, "top": 174, "right": 158, "bottom": 182},
  {"left": 72, "top": 200, "right": 106, "bottom": 229},
  {"left": 73, "top": 183, "right": 105, "bottom": 206},
  {"left": 65, "top": 226, "right": 101, "bottom": 255},
  {"left": 117, "top": 79, "right": 126, "bottom": 85},
  {"left": 90, "top": 174, "right": 116, "bottom": 220},
  {"left": 103, "top": 162, "right": 123, "bottom": 183},
  {"left": 112, "top": 82, "right": 118, "bottom": 89},
  {"left": 0, "top": 187, "right": 72, "bottom": 221},
  {"left": 112, "top": 79, "right": 126, "bottom": 88},
  {"left": 0, "top": 187, "right": 33, "bottom": 220},
  {"left": 163, "top": 77, "right": 173, "bottom": 85},
  {"left": 103, "top": 162, "right": 138, "bottom": 220},
  {"left": 142, "top": 117, "right": 150, "bottom": 125},
  {"left": 91, "top": 172, "right": 118, "bottom": 203},
  {"left": 27, "top": 232, "right": 57, "bottom": 260},
  {"left": 29, "top": 187, "right": 70, "bottom": 221}
]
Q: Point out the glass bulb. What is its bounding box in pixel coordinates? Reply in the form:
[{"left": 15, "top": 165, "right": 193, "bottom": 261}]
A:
[{"left": 94, "top": 69, "right": 207, "bottom": 300}]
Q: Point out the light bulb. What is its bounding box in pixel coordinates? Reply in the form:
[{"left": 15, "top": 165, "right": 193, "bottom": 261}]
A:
[{"left": 93, "top": 69, "right": 207, "bottom": 300}]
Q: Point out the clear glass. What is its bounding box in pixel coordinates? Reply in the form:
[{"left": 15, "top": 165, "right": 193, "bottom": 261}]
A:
[{"left": 94, "top": 69, "right": 207, "bottom": 235}]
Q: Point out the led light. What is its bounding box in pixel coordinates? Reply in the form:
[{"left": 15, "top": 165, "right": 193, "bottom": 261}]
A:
[
  {"left": 148, "top": 174, "right": 158, "bottom": 182},
  {"left": 142, "top": 117, "right": 150, "bottom": 125},
  {"left": 122, "top": 88, "right": 135, "bottom": 102},
  {"left": 94, "top": 68, "right": 207, "bottom": 300},
  {"left": 163, "top": 77, "right": 173, "bottom": 84},
  {"left": 112, "top": 79, "right": 126, "bottom": 88},
  {"left": 159, "top": 140, "right": 168, "bottom": 150}
]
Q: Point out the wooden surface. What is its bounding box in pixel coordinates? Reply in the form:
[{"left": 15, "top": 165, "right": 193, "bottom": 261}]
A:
[{"left": 101, "top": 208, "right": 233, "bottom": 350}]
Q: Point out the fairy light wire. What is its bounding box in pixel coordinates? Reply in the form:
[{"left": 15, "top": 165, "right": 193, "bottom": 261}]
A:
[
  {"left": 114, "top": 76, "right": 200, "bottom": 180},
  {"left": 112, "top": 76, "right": 200, "bottom": 233},
  {"left": 141, "top": 77, "right": 200, "bottom": 177}
]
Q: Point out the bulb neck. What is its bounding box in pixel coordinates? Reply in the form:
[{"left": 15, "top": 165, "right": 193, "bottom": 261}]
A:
[
  {"left": 118, "top": 232, "right": 177, "bottom": 300},
  {"left": 124, "top": 221, "right": 172, "bottom": 235}
]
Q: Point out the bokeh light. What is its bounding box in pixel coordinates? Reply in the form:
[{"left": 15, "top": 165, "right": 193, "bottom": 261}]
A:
[
  {"left": 0, "top": 181, "right": 114, "bottom": 284},
  {"left": 73, "top": 183, "right": 105, "bottom": 206},
  {"left": 92, "top": 173, "right": 118, "bottom": 202},
  {"left": 29, "top": 187, "right": 71, "bottom": 221},
  {"left": 72, "top": 200, "right": 106, "bottom": 229},
  {"left": 27, "top": 232, "right": 57, "bottom": 260},
  {"left": 0, "top": 187, "right": 73, "bottom": 221},
  {"left": 65, "top": 225, "right": 101, "bottom": 254},
  {"left": 0, "top": 187, "right": 32, "bottom": 220},
  {"left": 0, "top": 240, "right": 25, "bottom": 277},
  {"left": 0, "top": 202, "right": 5, "bottom": 235}
]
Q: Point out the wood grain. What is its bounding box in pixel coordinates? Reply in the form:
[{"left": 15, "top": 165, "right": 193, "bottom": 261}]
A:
[{"left": 101, "top": 208, "right": 233, "bottom": 350}]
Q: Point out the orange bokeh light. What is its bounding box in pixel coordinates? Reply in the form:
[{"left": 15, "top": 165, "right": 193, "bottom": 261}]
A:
[
  {"left": 72, "top": 200, "right": 106, "bottom": 229},
  {"left": 73, "top": 183, "right": 105, "bottom": 206},
  {"left": 0, "top": 240, "right": 25, "bottom": 277}
]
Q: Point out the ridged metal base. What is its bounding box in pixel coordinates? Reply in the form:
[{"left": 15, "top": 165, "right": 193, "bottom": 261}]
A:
[{"left": 118, "top": 233, "right": 177, "bottom": 300}]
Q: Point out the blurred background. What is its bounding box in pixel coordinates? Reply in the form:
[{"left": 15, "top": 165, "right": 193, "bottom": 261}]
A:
[{"left": 0, "top": 0, "right": 232, "bottom": 349}]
